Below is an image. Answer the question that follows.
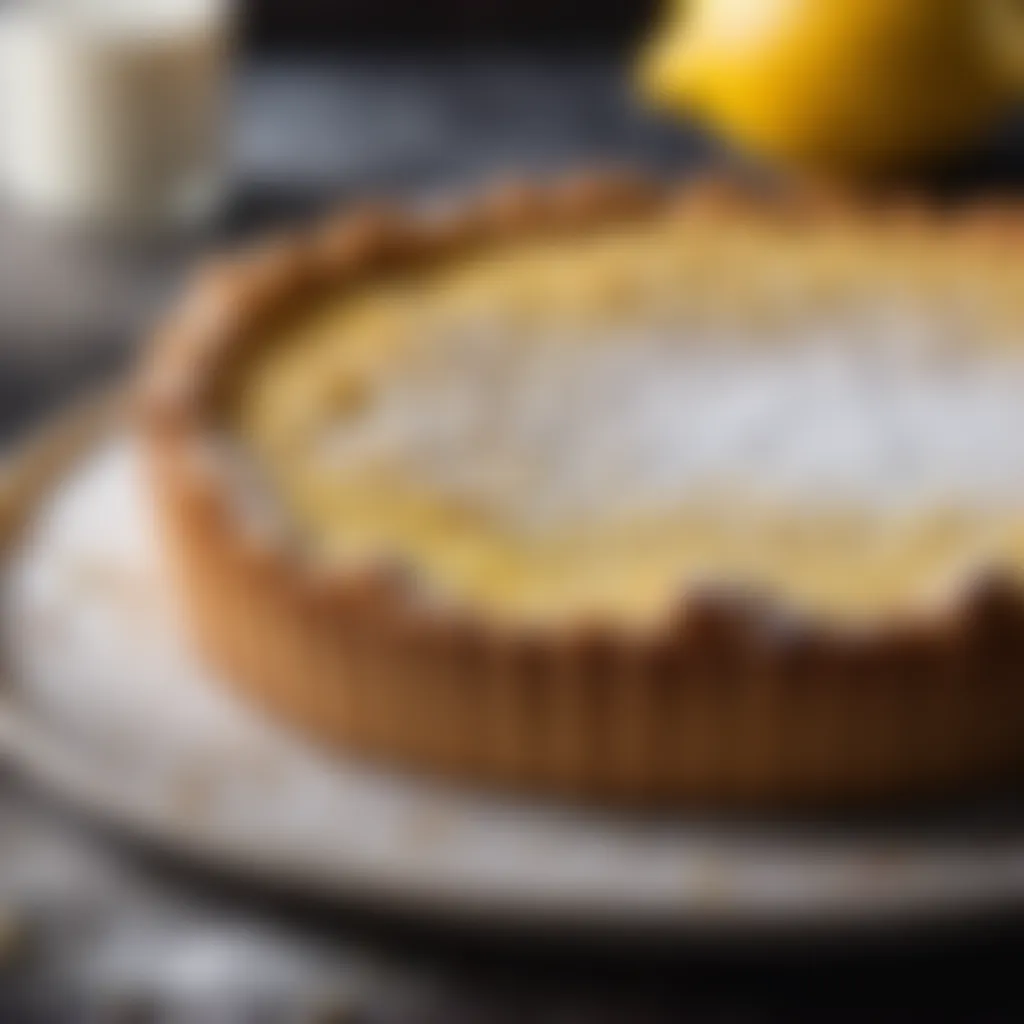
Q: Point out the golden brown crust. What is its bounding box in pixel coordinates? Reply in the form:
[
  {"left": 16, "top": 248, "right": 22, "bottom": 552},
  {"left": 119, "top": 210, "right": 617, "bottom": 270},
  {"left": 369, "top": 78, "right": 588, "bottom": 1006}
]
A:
[{"left": 137, "top": 173, "right": 1024, "bottom": 805}]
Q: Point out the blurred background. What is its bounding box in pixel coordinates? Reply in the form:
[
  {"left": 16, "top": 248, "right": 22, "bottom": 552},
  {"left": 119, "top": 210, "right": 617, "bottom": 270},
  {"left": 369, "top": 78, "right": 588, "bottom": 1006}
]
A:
[
  {"left": 246, "top": 0, "right": 658, "bottom": 47},
  {"left": 1, "top": 0, "right": 1024, "bottom": 1020},
  {"left": 0, "top": 0, "right": 718, "bottom": 439}
]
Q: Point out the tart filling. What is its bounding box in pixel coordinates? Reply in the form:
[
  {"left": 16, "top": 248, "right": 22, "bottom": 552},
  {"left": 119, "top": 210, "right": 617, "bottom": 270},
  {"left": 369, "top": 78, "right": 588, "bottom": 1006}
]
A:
[{"left": 227, "top": 217, "right": 1024, "bottom": 627}]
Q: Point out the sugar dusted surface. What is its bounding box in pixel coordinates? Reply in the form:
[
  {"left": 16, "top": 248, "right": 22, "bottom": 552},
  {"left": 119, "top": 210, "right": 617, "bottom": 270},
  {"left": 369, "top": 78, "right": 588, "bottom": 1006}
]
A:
[
  {"left": 317, "top": 316, "right": 1024, "bottom": 529},
  {"left": 230, "top": 224, "right": 1024, "bottom": 622}
]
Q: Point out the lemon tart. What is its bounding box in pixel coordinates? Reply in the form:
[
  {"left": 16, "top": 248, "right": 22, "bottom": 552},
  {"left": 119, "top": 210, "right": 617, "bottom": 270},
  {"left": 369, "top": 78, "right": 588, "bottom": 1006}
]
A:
[{"left": 139, "top": 176, "right": 1024, "bottom": 805}]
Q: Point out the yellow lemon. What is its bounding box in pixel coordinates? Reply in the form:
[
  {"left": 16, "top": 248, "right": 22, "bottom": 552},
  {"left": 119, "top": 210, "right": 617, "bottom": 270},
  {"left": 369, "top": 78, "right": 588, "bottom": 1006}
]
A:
[{"left": 641, "top": 0, "right": 1024, "bottom": 174}]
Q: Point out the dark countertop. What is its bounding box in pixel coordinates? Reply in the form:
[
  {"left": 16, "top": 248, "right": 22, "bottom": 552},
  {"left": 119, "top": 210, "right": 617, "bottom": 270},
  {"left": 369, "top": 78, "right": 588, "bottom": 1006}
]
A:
[{"left": 1, "top": 55, "right": 1024, "bottom": 1022}]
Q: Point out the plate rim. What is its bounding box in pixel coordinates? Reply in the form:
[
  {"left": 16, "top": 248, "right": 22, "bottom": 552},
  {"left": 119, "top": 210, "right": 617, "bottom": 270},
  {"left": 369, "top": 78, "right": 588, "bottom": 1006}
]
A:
[{"left": 1, "top": 391, "right": 1022, "bottom": 937}]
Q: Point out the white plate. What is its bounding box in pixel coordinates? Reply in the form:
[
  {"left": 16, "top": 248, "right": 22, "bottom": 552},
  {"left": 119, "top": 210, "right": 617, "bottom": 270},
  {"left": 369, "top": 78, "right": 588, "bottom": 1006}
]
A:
[{"left": 1, "top": 402, "right": 1023, "bottom": 934}]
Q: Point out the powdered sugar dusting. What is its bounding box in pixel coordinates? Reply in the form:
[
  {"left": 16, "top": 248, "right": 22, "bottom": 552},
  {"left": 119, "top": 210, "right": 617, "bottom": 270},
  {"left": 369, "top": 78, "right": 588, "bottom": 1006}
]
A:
[{"left": 316, "top": 312, "right": 1024, "bottom": 532}]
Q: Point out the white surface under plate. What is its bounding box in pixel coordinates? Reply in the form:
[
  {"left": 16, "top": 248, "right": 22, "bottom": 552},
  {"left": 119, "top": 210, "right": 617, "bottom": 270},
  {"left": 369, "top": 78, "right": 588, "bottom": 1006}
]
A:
[{"left": 1, "top": 423, "right": 1023, "bottom": 933}]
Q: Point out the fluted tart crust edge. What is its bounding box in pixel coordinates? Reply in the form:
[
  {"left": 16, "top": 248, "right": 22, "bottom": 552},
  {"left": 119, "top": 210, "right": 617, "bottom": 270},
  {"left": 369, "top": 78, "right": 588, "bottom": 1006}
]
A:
[{"left": 136, "top": 174, "right": 1024, "bottom": 806}]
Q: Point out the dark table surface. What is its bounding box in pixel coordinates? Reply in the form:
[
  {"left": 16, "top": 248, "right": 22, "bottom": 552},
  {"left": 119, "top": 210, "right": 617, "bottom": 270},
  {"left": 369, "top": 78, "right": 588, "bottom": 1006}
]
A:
[{"left": 2, "top": 55, "right": 1024, "bottom": 1022}]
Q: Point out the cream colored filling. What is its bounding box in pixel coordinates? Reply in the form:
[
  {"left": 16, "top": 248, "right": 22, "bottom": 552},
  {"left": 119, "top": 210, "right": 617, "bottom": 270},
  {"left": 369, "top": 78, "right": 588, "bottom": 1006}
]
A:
[{"left": 228, "top": 222, "right": 1024, "bottom": 625}]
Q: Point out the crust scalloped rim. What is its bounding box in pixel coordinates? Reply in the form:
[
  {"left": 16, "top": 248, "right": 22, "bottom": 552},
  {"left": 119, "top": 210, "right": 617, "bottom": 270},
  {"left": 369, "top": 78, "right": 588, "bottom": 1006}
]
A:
[{"left": 136, "top": 173, "right": 1024, "bottom": 807}]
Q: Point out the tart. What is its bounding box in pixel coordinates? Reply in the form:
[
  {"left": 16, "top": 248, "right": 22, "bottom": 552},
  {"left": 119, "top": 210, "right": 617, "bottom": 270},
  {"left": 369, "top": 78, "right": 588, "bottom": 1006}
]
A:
[{"left": 138, "top": 176, "right": 1024, "bottom": 806}]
